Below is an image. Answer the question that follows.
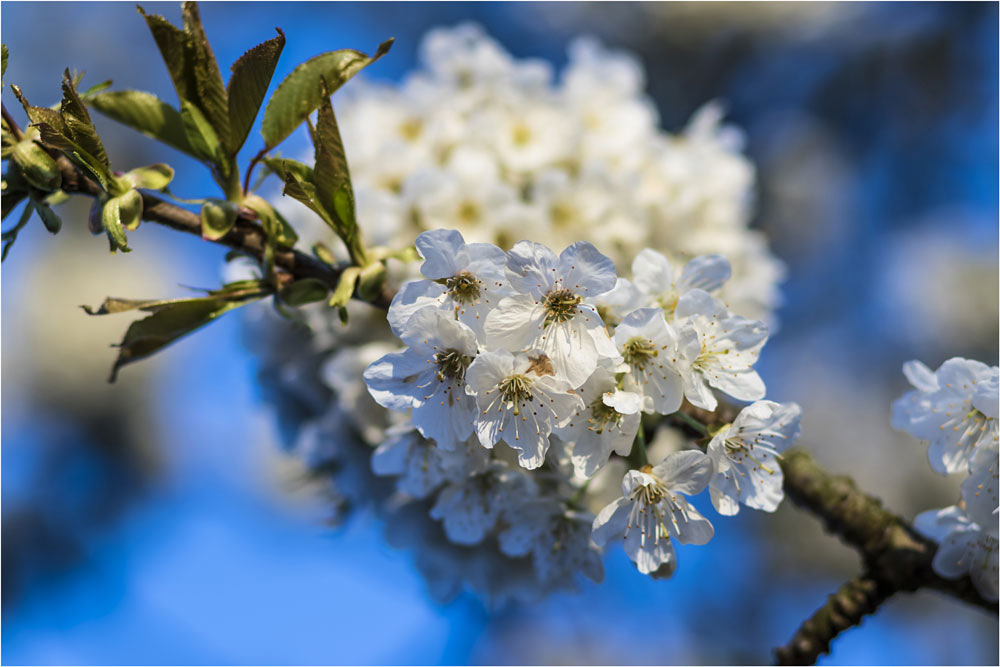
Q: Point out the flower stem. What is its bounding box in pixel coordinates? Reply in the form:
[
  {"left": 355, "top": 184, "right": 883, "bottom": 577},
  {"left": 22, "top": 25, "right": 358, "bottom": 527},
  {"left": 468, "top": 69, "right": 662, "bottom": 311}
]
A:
[{"left": 672, "top": 411, "right": 709, "bottom": 436}]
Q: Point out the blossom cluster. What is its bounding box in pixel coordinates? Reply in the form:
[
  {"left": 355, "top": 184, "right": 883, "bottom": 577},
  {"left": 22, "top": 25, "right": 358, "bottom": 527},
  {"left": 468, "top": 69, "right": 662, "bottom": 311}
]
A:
[
  {"left": 302, "top": 23, "right": 784, "bottom": 326},
  {"left": 893, "top": 358, "right": 999, "bottom": 601},
  {"left": 360, "top": 228, "right": 800, "bottom": 584},
  {"left": 247, "top": 25, "right": 795, "bottom": 602}
]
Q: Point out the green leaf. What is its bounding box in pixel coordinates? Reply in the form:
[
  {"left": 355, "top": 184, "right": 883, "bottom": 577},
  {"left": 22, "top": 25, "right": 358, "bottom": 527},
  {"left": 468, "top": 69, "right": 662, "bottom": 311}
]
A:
[
  {"left": 312, "top": 241, "right": 337, "bottom": 266},
  {"left": 1, "top": 44, "right": 8, "bottom": 85},
  {"left": 138, "top": 6, "right": 198, "bottom": 104},
  {"left": 123, "top": 163, "right": 174, "bottom": 191},
  {"left": 182, "top": 1, "right": 230, "bottom": 151},
  {"left": 199, "top": 198, "right": 237, "bottom": 240},
  {"left": 328, "top": 265, "right": 361, "bottom": 309},
  {"left": 33, "top": 200, "right": 62, "bottom": 233},
  {"left": 118, "top": 188, "right": 143, "bottom": 231},
  {"left": 83, "top": 282, "right": 271, "bottom": 381},
  {"left": 278, "top": 278, "right": 329, "bottom": 306},
  {"left": 60, "top": 70, "right": 109, "bottom": 170},
  {"left": 262, "top": 156, "right": 313, "bottom": 183},
  {"left": 226, "top": 28, "right": 285, "bottom": 156},
  {"left": 260, "top": 38, "right": 393, "bottom": 150},
  {"left": 101, "top": 192, "right": 136, "bottom": 252},
  {"left": 179, "top": 98, "right": 222, "bottom": 163},
  {"left": 11, "top": 139, "right": 62, "bottom": 191},
  {"left": 80, "top": 79, "right": 113, "bottom": 98},
  {"left": 89, "top": 90, "right": 196, "bottom": 155},
  {"left": 313, "top": 94, "right": 353, "bottom": 227},
  {"left": 243, "top": 192, "right": 297, "bottom": 247}
]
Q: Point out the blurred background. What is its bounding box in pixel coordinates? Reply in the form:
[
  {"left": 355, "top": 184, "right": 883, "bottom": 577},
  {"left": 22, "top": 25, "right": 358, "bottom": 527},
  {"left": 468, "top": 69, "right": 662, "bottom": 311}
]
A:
[{"left": 2, "top": 2, "right": 997, "bottom": 664}]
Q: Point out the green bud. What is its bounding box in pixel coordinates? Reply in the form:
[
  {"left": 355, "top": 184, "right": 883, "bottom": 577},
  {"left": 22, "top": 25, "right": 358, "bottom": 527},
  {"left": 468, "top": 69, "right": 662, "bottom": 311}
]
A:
[
  {"left": 200, "top": 198, "right": 238, "bottom": 241},
  {"left": 278, "top": 278, "right": 329, "bottom": 306},
  {"left": 11, "top": 139, "right": 61, "bottom": 191}
]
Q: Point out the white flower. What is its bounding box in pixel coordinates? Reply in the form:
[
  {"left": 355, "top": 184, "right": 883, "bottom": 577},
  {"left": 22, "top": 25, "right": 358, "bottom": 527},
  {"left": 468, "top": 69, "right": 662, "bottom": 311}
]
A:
[
  {"left": 371, "top": 428, "right": 490, "bottom": 499},
  {"left": 556, "top": 366, "right": 641, "bottom": 478},
  {"left": 465, "top": 350, "right": 584, "bottom": 469},
  {"left": 429, "top": 465, "right": 533, "bottom": 545},
  {"left": 892, "top": 358, "right": 999, "bottom": 474},
  {"left": 706, "top": 401, "right": 802, "bottom": 515},
  {"left": 631, "top": 248, "right": 731, "bottom": 318},
  {"left": 485, "top": 240, "right": 620, "bottom": 386},
  {"left": 612, "top": 307, "right": 685, "bottom": 414},
  {"left": 674, "top": 289, "right": 768, "bottom": 411},
  {"left": 387, "top": 228, "right": 511, "bottom": 336},
  {"left": 963, "top": 449, "right": 999, "bottom": 526},
  {"left": 915, "top": 505, "right": 998, "bottom": 603},
  {"left": 591, "top": 450, "right": 714, "bottom": 574},
  {"left": 364, "top": 308, "right": 479, "bottom": 450},
  {"left": 587, "top": 277, "right": 644, "bottom": 332},
  {"left": 499, "top": 499, "right": 604, "bottom": 588}
]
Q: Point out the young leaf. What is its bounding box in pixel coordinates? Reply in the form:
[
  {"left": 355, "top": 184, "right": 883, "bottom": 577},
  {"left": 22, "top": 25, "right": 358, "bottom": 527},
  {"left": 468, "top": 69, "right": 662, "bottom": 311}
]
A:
[
  {"left": 60, "top": 70, "right": 109, "bottom": 170},
  {"left": 89, "top": 90, "right": 196, "bottom": 155},
  {"left": 123, "top": 163, "right": 174, "bottom": 191},
  {"left": 11, "top": 139, "right": 62, "bottom": 191},
  {"left": 2, "top": 44, "right": 8, "bottom": 85},
  {"left": 182, "top": 1, "right": 230, "bottom": 151},
  {"left": 226, "top": 28, "right": 285, "bottom": 156},
  {"left": 199, "top": 198, "right": 237, "bottom": 240},
  {"left": 101, "top": 192, "right": 136, "bottom": 252},
  {"left": 33, "top": 200, "right": 62, "bottom": 234},
  {"left": 83, "top": 282, "right": 271, "bottom": 381},
  {"left": 260, "top": 38, "right": 393, "bottom": 150},
  {"left": 262, "top": 156, "right": 313, "bottom": 183},
  {"left": 312, "top": 95, "right": 353, "bottom": 228},
  {"left": 277, "top": 278, "right": 329, "bottom": 306},
  {"left": 243, "top": 192, "right": 297, "bottom": 247},
  {"left": 179, "top": 98, "right": 222, "bottom": 163},
  {"left": 138, "top": 6, "right": 197, "bottom": 105}
]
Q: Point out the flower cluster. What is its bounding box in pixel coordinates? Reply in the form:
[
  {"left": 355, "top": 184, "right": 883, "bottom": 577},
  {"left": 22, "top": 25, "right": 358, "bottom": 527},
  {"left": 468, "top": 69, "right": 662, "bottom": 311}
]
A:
[
  {"left": 296, "top": 23, "right": 784, "bottom": 326},
  {"left": 248, "top": 25, "right": 796, "bottom": 602},
  {"left": 360, "top": 229, "right": 800, "bottom": 585},
  {"left": 893, "top": 357, "right": 999, "bottom": 601}
]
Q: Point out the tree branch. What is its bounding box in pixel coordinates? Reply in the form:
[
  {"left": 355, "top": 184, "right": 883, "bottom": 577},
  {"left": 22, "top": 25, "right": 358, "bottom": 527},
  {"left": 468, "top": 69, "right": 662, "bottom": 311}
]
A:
[
  {"left": 53, "top": 156, "right": 392, "bottom": 309},
  {"left": 773, "top": 448, "right": 997, "bottom": 664},
  {"left": 774, "top": 573, "right": 892, "bottom": 665}
]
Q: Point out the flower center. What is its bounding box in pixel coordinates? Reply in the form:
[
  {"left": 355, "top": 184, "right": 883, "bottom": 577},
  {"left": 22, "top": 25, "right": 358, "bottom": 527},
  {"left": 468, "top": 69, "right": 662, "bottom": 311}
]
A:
[
  {"left": 498, "top": 374, "right": 534, "bottom": 405},
  {"left": 434, "top": 348, "right": 472, "bottom": 382},
  {"left": 445, "top": 270, "right": 481, "bottom": 304},
  {"left": 543, "top": 288, "right": 582, "bottom": 326},
  {"left": 632, "top": 478, "right": 668, "bottom": 505},
  {"left": 623, "top": 336, "right": 658, "bottom": 370},
  {"left": 587, "top": 397, "right": 622, "bottom": 434}
]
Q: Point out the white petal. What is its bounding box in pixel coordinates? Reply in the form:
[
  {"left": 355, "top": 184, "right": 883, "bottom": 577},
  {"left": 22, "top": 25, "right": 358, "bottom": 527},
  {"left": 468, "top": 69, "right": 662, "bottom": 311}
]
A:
[
  {"left": 604, "top": 389, "right": 641, "bottom": 415},
  {"left": 631, "top": 249, "right": 674, "bottom": 296},
  {"left": 591, "top": 496, "right": 630, "bottom": 546},
  {"left": 506, "top": 240, "right": 559, "bottom": 298},
  {"left": 559, "top": 241, "right": 617, "bottom": 298},
  {"left": 652, "top": 449, "right": 713, "bottom": 495},
  {"left": 902, "top": 359, "right": 939, "bottom": 393},
  {"left": 416, "top": 228, "right": 465, "bottom": 279},
  {"left": 678, "top": 254, "right": 731, "bottom": 293}
]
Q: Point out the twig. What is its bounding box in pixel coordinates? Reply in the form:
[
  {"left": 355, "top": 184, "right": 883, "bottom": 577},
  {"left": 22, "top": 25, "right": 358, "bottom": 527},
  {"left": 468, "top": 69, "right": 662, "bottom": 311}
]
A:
[
  {"left": 774, "top": 574, "right": 892, "bottom": 665},
  {"left": 53, "top": 155, "right": 392, "bottom": 309}
]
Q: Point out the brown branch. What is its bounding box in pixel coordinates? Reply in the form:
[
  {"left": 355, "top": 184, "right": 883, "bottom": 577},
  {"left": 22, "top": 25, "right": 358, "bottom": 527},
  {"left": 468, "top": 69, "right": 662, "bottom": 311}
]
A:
[
  {"left": 773, "top": 448, "right": 997, "bottom": 664},
  {"left": 53, "top": 155, "right": 392, "bottom": 309},
  {"left": 774, "top": 573, "right": 892, "bottom": 665}
]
